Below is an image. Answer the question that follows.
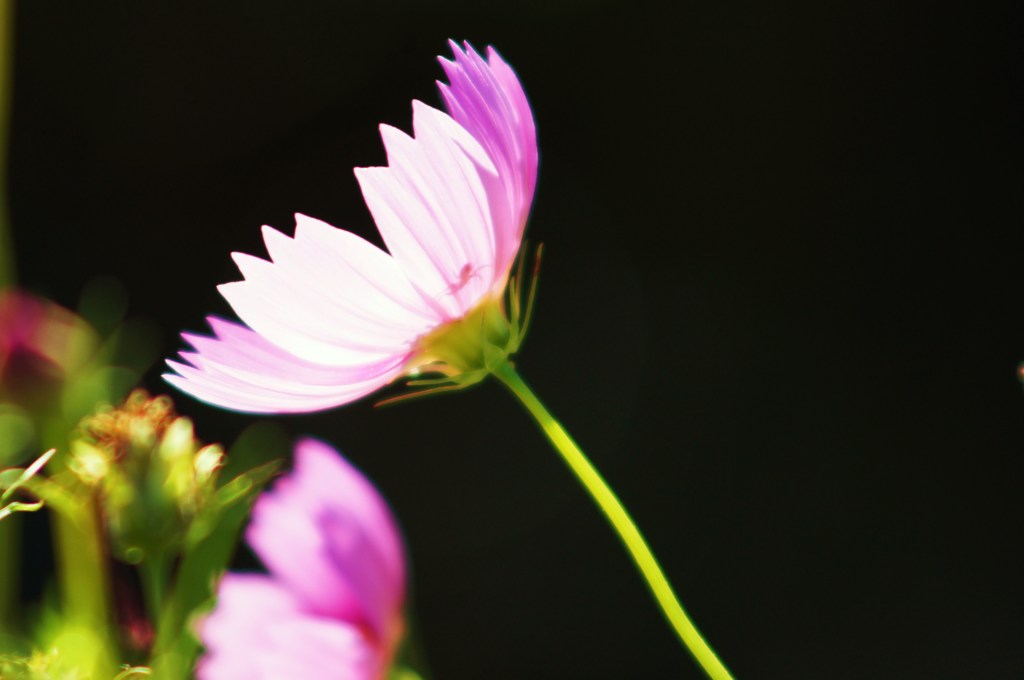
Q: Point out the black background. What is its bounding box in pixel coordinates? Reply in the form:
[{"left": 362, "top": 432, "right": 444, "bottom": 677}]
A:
[{"left": 6, "top": 1, "right": 1022, "bottom": 678}]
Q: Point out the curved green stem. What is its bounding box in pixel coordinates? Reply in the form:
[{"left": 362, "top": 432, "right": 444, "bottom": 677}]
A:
[{"left": 491, "top": 361, "right": 734, "bottom": 680}]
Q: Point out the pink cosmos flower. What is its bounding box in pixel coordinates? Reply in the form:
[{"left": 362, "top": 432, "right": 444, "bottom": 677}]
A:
[
  {"left": 165, "top": 41, "right": 538, "bottom": 413},
  {"left": 198, "top": 438, "right": 406, "bottom": 680}
]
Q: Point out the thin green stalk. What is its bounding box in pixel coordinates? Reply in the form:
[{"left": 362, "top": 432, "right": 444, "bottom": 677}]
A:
[
  {"left": 0, "top": 0, "right": 17, "bottom": 288},
  {"left": 53, "top": 505, "right": 109, "bottom": 625},
  {"left": 140, "top": 552, "right": 170, "bottom": 636},
  {"left": 491, "top": 361, "right": 734, "bottom": 680}
]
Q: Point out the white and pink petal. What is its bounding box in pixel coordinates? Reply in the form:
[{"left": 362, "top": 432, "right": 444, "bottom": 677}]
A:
[
  {"left": 164, "top": 318, "right": 407, "bottom": 413},
  {"left": 219, "top": 217, "right": 436, "bottom": 367},
  {"left": 356, "top": 99, "right": 505, "bottom": 318}
]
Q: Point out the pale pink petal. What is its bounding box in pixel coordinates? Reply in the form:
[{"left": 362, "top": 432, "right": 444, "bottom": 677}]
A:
[
  {"left": 198, "top": 574, "right": 380, "bottom": 680},
  {"left": 164, "top": 361, "right": 399, "bottom": 414},
  {"left": 355, "top": 101, "right": 501, "bottom": 318},
  {"left": 219, "top": 217, "right": 437, "bottom": 367},
  {"left": 292, "top": 213, "right": 443, "bottom": 325},
  {"left": 164, "top": 318, "right": 406, "bottom": 414},
  {"left": 409, "top": 101, "right": 501, "bottom": 300},
  {"left": 246, "top": 439, "right": 405, "bottom": 645},
  {"left": 438, "top": 41, "right": 538, "bottom": 286}
]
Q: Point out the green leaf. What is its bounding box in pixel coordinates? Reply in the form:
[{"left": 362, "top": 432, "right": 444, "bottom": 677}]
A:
[
  {"left": 218, "top": 421, "right": 289, "bottom": 482},
  {"left": 0, "top": 449, "right": 54, "bottom": 503},
  {"left": 0, "top": 469, "right": 22, "bottom": 490},
  {"left": 150, "top": 460, "right": 279, "bottom": 680},
  {"left": 0, "top": 450, "right": 70, "bottom": 521}
]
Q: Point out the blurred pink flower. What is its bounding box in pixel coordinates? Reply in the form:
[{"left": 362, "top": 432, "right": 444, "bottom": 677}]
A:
[
  {"left": 166, "top": 41, "right": 537, "bottom": 412},
  {"left": 0, "top": 289, "right": 93, "bottom": 402},
  {"left": 198, "top": 438, "right": 406, "bottom": 680}
]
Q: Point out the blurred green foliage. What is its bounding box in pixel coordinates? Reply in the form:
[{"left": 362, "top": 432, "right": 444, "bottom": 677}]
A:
[{"left": 1, "top": 390, "right": 286, "bottom": 679}]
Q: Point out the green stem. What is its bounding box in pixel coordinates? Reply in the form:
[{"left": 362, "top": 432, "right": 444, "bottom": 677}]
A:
[
  {"left": 491, "top": 361, "right": 734, "bottom": 680},
  {"left": 140, "top": 552, "right": 169, "bottom": 635},
  {"left": 52, "top": 496, "right": 116, "bottom": 671},
  {"left": 0, "top": 0, "right": 17, "bottom": 289}
]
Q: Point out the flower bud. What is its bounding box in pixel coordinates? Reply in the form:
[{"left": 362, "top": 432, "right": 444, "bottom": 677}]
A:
[{"left": 73, "top": 390, "right": 224, "bottom": 562}]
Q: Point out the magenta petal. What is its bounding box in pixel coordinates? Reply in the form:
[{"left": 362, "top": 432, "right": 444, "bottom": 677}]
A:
[
  {"left": 245, "top": 438, "right": 405, "bottom": 644},
  {"left": 198, "top": 574, "right": 380, "bottom": 680},
  {"left": 438, "top": 41, "right": 538, "bottom": 284},
  {"left": 197, "top": 441, "right": 406, "bottom": 676}
]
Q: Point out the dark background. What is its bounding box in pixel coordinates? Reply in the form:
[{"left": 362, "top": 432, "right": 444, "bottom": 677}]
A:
[{"left": 6, "top": 1, "right": 1022, "bottom": 678}]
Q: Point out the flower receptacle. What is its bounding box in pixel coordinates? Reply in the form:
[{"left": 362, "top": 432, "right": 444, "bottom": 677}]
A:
[
  {"left": 398, "top": 243, "right": 542, "bottom": 398},
  {"left": 409, "top": 294, "right": 517, "bottom": 387}
]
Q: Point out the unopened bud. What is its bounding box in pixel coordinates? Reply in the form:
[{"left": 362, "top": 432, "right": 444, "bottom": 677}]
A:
[{"left": 75, "top": 390, "right": 225, "bottom": 561}]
